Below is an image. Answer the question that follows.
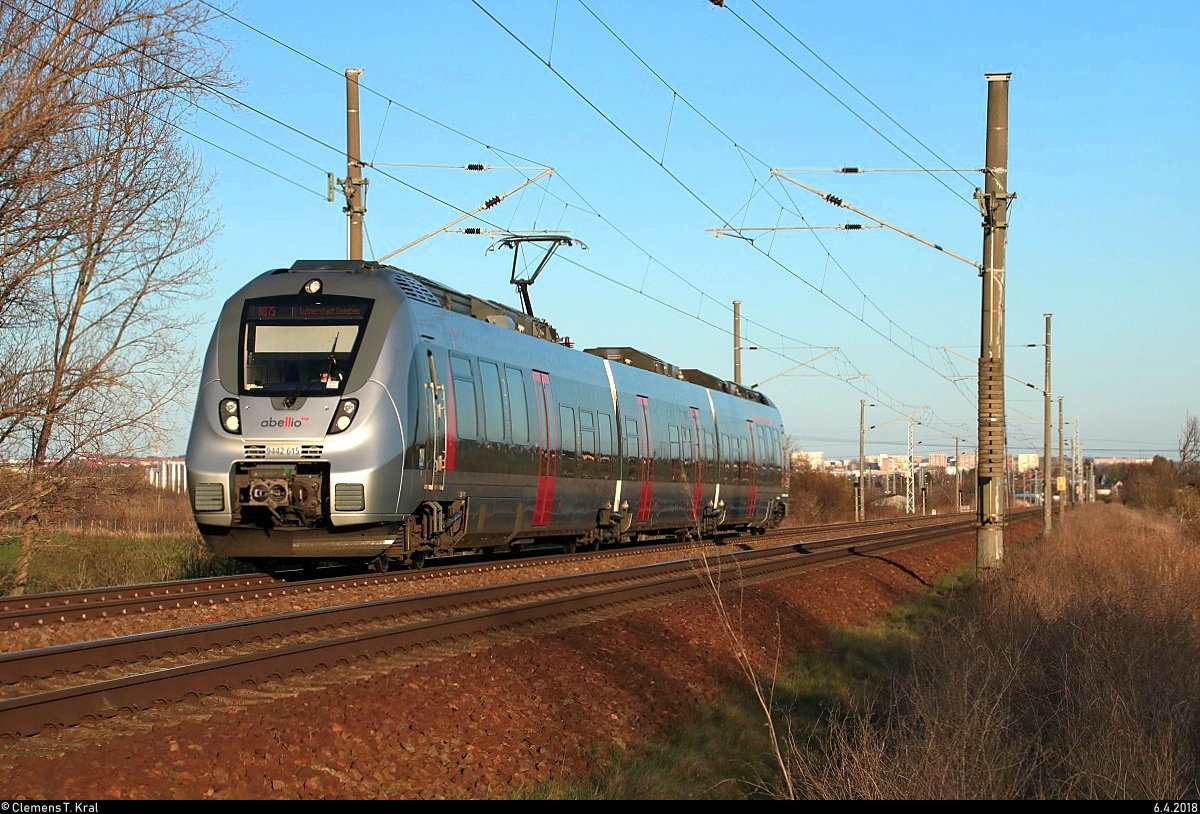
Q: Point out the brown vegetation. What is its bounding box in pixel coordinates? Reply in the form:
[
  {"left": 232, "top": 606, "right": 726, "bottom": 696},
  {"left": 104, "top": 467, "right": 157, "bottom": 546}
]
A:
[
  {"left": 0, "top": 466, "right": 207, "bottom": 594},
  {"left": 0, "top": 466, "right": 196, "bottom": 536},
  {"left": 1101, "top": 416, "right": 1200, "bottom": 533},
  {"left": 784, "top": 503, "right": 1200, "bottom": 799}
]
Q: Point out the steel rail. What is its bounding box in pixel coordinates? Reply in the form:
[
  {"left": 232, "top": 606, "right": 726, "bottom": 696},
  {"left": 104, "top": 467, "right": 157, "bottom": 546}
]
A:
[{"left": 0, "top": 521, "right": 984, "bottom": 738}]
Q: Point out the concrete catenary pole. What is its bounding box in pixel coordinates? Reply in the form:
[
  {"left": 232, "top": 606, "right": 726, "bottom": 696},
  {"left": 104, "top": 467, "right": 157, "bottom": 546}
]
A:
[
  {"left": 345, "top": 68, "right": 365, "bottom": 261},
  {"left": 1058, "top": 396, "right": 1065, "bottom": 524},
  {"left": 733, "top": 300, "right": 742, "bottom": 385},
  {"left": 1043, "top": 313, "right": 1052, "bottom": 532},
  {"left": 858, "top": 400, "right": 867, "bottom": 521},
  {"left": 1073, "top": 417, "right": 1082, "bottom": 506},
  {"left": 955, "top": 437, "right": 961, "bottom": 511},
  {"left": 906, "top": 416, "right": 916, "bottom": 515},
  {"left": 977, "top": 72, "right": 1013, "bottom": 572}
]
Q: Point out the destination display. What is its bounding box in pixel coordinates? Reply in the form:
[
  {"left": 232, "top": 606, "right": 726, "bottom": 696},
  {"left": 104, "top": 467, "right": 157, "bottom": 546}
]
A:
[{"left": 246, "top": 295, "right": 371, "bottom": 322}]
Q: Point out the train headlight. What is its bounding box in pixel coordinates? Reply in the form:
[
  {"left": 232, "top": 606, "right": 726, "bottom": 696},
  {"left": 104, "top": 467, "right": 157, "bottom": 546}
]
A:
[
  {"left": 219, "top": 398, "right": 241, "bottom": 434},
  {"left": 327, "top": 398, "right": 359, "bottom": 435},
  {"left": 302, "top": 278, "right": 322, "bottom": 294}
]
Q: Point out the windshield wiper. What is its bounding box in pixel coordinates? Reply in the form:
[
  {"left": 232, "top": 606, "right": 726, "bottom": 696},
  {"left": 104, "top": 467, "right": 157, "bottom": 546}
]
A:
[{"left": 323, "top": 333, "right": 340, "bottom": 384}]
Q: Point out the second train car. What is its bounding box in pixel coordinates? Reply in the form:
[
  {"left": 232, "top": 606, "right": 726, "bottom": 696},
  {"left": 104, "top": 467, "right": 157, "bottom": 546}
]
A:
[{"left": 185, "top": 259, "right": 789, "bottom": 571}]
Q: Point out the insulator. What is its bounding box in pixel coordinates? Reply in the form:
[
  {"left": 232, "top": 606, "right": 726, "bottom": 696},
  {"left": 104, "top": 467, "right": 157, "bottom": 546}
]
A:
[
  {"left": 482, "top": 196, "right": 501, "bottom": 209},
  {"left": 463, "top": 227, "right": 482, "bottom": 234},
  {"left": 466, "top": 163, "right": 485, "bottom": 171},
  {"left": 843, "top": 223, "right": 862, "bottom": 229},
  {"left": 825, "top": 194, "right": 844, "bottom": 206},
  {"left": 838, "top": 167, "right": 862, "bottom": 173}
]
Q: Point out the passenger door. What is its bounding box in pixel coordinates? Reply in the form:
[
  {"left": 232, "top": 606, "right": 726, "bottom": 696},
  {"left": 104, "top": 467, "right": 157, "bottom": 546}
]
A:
[
  {"left": 423, "top": 350, "right": 447, "bottom": 492},
  {"left": 746, "top": 419, "right": 758, "bottom": 517},
  {"left": 688, "top": 407, "right": 703, "bottom": 520},
  {"left": 636, "top": 395, "right": 653, "bottom": 523}
]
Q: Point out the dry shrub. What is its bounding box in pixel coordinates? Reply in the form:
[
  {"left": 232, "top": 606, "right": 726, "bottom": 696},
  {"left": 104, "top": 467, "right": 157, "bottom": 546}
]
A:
[
  {"left": 789, "top": 503, "right": 1200, "bottom": 799},
  {"left": 787, "top": 461, "right": 855, "bottom": 525},
  {"left": 0, "top": 465, "right": 221, "bottom": 593},
  {"left": 0, "top": 465, "right": 196, "bottom": 536}
]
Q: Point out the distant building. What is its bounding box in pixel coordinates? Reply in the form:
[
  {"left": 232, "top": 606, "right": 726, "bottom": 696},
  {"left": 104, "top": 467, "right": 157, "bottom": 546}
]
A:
[
  {"left": 878, "top": 455, "right": 911, "bottom": 473},
  {"left": 3, "top": 454, "right": 188, "bottom": 493},
  {"left": 1017, "top": 453, "right": 1040, "bottom": 472},
  {"left": 792, "top": 450, "right": 825, "bottom": 469},
  {"left": 143, "top": 457, "right": 187, "bottom": 493}
]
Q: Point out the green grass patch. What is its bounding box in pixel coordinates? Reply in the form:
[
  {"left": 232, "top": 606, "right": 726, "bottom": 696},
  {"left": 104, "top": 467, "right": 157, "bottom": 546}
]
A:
[{"left": 0, "top": 531, "right": 252, "bottom": 594}]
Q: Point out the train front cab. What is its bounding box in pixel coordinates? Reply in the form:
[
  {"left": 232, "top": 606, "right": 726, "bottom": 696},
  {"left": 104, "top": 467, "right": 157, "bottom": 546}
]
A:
[{"left": 187, "top": 265, "right": 416, "bottom": 567}]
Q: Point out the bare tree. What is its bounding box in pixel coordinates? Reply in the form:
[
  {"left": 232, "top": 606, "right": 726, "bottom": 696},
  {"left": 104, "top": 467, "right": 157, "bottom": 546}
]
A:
[
  {"left": 0, "top": 0, "right": 236, "bottom": 594},
  {"left": 1180, "top": 412, "right": 1200, "bottom": 481}
]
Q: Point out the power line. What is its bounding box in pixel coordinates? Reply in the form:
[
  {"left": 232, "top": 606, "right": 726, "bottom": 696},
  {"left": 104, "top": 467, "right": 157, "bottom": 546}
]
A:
[
  {"left": 192, "top": 2, "right": 915, "bottom": 412},
  {"left": 31, "top": 0, "right": 983, "bottom": 443},
  {"left": 745, "top": 0, "right": 978, "bottom": 191},
  {"left": 725, "top": 0, "right": 979, "bottom": 209},
  {"left": 471, "top": 0, "right": 979, "bottom": 439}
]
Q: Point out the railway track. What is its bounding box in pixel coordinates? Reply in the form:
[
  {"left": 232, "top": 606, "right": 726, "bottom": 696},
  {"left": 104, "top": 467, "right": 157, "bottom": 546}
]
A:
[
  {"left": 0, "top": 517, "right": 983, "bottom": 739},
  {"left": 0, "top": 513, "right": 969, "bottom": 631}
]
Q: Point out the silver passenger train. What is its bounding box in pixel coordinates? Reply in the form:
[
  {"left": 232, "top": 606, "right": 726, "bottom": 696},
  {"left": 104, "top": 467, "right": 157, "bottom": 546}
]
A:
[{"left": 185, "top": 259, "right": 789, "bottom": 571}]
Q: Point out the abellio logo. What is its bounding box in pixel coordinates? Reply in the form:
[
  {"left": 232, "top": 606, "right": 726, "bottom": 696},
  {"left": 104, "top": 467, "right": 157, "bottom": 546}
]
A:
[{"left": 260, "top": 416, "right": 309, "bottom": 428}]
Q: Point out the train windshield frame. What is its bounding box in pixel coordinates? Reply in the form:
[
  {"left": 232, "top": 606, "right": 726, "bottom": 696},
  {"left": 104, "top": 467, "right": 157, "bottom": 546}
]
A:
[{"left": 239, "top": 295, "right": 374, "bottom": 396}]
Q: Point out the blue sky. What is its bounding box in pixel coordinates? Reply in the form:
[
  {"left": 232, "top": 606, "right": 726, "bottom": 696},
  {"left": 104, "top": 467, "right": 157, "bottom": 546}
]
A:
[{"left": 173, "top": 0, "right": 1200, "bottom": 463}]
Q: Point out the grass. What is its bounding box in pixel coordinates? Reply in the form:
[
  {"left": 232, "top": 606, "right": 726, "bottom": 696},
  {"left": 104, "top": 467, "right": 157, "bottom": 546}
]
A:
[
  {"left": 0, "top": 531, "right": 252, "bottom": 593},
  {"left": 0, "top": 468, "right": 253, "bottom": 594}
]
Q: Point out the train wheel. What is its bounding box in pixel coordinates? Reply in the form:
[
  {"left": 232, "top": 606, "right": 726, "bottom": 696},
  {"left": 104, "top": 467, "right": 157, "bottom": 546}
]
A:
[
  {"left": 410, "top": 550, "right": 426, "bottom": 570},
  {"left": 371, "top": 553, "right": 390, "bottom": 573}
]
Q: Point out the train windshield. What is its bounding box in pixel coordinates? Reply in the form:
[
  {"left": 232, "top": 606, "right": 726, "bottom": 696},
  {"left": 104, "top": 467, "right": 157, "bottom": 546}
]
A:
[{"left": 240, "top": 295, "right": 373, "bottom": 396}]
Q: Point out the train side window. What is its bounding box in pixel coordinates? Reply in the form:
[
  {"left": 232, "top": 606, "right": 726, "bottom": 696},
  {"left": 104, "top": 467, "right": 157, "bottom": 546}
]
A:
[
  {"left": 597, "top": 412, "right": 614, "bottom": 479},
  {"left": 450, "top": 353, "right": 478, "bottom": 441},
  {"left": 763, "top": 426, "right": 773, "bottom": 482},
  {"left": 625, "top": 416, "right": 639, "bottom": 480},
  {"left": 756, "top": 424, "right": 767, "bottom": 482},
  {"left": 668, "top": 424, "right": 681, "bottom": 481},
  {"left": 703, "top": 430, "right": 716, "bottom": 482},
  {"left": 681, "top": 424, "right": 694, "bottom": 481},
  {"left": 559, "top": 405, "right": 578, "bottom": 477},
  {"left": 771, "top": 428, "right": 782, "bottom": 479},
  {"left": 505, "top": 366, "right": 529, "bottom": 445},
  {"left": 579, "top": 409, "right": 597, "bottom": 478},
  {"left": 479, "top": 360, "right": 504, "bottom": 443}
]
